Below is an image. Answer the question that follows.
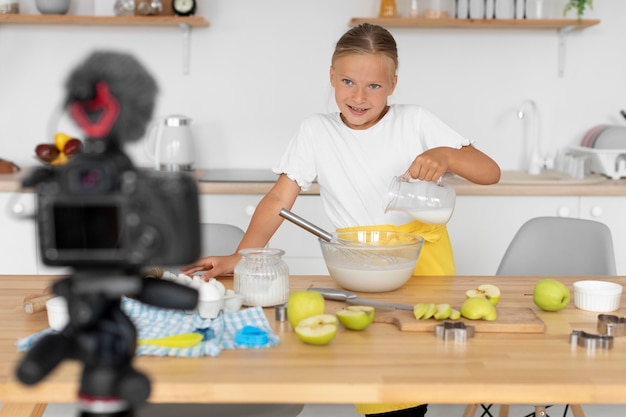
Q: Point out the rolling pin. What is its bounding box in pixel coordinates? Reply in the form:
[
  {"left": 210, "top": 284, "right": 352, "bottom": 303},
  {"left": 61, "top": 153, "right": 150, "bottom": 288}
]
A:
[{"left": 23, "top": 289, "right": 55, "bottom": 315}]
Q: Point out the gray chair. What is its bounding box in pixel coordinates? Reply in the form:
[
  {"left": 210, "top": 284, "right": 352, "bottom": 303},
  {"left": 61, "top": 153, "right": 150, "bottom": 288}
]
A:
[
  {"left": 495, "top": 217, "right": 616, "bottom": 276},
  {"left": 201, "top": 223, "right": 245, "bottom": 256},
  {"left": 464, "top": 217, "right": 616, "bottom": 417}
]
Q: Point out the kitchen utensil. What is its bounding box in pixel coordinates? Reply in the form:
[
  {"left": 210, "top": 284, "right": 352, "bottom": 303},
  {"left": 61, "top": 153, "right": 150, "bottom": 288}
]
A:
[
  {"left": 309, "top": 287, "right": 415, "bottom": 311},
  {"left": 597, "top": 314, "right": 626, "bottom": 337},
  {"left": 384, "top": 176, "right": 456, "bottom": 224},
  {"left": 144, "top": 114, "right": 195, "bottom": 171},
  {"left": 138, "top": 332, "right": 204, "bottom": 348}
]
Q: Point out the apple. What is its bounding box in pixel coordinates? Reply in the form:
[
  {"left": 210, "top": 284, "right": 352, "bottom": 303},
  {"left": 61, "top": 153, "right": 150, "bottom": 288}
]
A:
[
  {"left": 460, "top": 297, "right": 497, "bottom": 321},
  {"left": 336, "top": 305, "right": 375, "bottom": 330},
  {"left": 433, "top": 303, "right": 452, "bottom": 320},
  {"left": 421, "top": 303, "right": 437, "bottom": 320},
  {"left": 533, "top": 279, "right": 570, "bottom": 312},
  {"left": 449, "top": 309, "right": 461, "bottom": 320},
  {"left": 294, "top": 314, "right": 338, "bottom": 345},
  {"left": 287, "top": 291, "right": 325, "bottom": 328},
  {"left": 466, "top": 284, "right": 501, "bottom": 306}
]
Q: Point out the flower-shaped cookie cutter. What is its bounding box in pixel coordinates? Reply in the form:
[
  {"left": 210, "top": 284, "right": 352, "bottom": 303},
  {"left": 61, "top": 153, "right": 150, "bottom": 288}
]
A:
[
  {"left": 570, "top": 330, "right": 614, "bottom": 350},
  {"left": 434, "top": 321, "right": 475, "bottom": 342}
]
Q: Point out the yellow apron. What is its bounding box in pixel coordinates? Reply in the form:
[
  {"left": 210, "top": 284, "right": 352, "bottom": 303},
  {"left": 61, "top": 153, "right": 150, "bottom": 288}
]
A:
[{"left": 337, "top": 220, "right": 455, "bottom": 415}]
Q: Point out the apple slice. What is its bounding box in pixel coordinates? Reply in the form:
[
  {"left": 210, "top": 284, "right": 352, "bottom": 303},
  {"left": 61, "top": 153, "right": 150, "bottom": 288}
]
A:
[
  {"left": 421, "top": 303, "right": 438, "bottom": 320},
  {"left": 449, "top": 309, "right": 461, "bottom": 320},
  {"left": 294, "top": 314, "right": 338, "bottom": 345},
  {"left": 413, "top": 303, "right": 429, "bottom": 320},
  {"left": 336, "top": 306, "right": 375, "bottom": 330},
  {"left": 465, "top": 284, "right": 501, "bottom": 306},
  {"left": 433, "top": 303, "right": 452, "bottom": 320}
]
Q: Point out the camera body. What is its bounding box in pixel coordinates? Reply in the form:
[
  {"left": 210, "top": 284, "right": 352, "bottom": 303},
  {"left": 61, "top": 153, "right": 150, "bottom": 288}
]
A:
[{"left": 33, "top": 145, "right": 201, "bottom": 270}]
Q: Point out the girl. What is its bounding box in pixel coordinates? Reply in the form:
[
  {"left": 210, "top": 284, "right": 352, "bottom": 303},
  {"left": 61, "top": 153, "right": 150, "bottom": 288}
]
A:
[{"left": 182, "top": 23, "right": 500, "bottom": 417}]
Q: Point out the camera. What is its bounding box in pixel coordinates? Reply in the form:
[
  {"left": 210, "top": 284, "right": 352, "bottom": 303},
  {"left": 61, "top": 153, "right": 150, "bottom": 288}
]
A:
[{"left": 32, "top": 145, "right": 201, "bottom": 269}]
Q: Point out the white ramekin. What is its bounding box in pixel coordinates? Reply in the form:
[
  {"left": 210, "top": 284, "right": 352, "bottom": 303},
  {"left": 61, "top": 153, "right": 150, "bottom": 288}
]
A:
[
  {"left": 46, "top": 296, "right": 69, "bottom": 330},
  {"left": 573, "top": 280, "right": 623, "bottom": 312}
]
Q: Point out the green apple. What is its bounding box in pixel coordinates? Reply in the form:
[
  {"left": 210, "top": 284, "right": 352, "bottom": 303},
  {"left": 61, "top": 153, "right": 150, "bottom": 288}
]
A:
[
  {"left": 336, "top": 306, "right": 375, "bottom": 330},
  {"left": 287, "top": 291, "right": 325, "bottom": 328},
  {"left": 466, "top": 284, "right": 501, "bottom": 306},
  {"left": 460, "top": 297, "right": 497, "bottom": 321},
  {"left": 533, "top": 279, "right": 570, "bottom": 312},
  {"left": 433, "top": 303, "right": 452, "bottom": 320},
  {"left": 294, "top": 314, "right": 338, "bottom": 345},
  {"left": 449, "top": 309, "right": 461, "bottom": 320}
]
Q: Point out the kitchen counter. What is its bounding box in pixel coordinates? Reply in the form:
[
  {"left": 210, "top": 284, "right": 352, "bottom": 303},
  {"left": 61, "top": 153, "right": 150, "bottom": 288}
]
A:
[
  {"left": 3, "top": 167, "right": 626, "bottom": 196},
  {"left": 2, "top": 274, "right": 626, "bottom": 417}
]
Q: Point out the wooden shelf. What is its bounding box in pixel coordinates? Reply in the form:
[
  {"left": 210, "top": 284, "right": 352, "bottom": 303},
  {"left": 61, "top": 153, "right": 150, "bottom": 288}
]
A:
[
  {"left": 0, "top": 14, "right": 209, "bottom": 27},
  {"left": 349, "top": 17, "right": 600, "bottom": 30}
]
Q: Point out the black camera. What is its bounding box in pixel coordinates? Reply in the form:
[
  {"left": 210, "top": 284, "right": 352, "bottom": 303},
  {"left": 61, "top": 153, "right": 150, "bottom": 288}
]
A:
[{"left": 32, "top": 145, "right": 201, "bottom": 269}]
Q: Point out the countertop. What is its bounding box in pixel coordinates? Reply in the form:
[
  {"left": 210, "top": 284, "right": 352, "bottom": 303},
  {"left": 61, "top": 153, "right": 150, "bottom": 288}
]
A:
[
  {"left": 2, "top": 274, "right": 626, "bottom": 417},
  {"left": 3, "top": 167, "right": 626, "bottom": 196}
]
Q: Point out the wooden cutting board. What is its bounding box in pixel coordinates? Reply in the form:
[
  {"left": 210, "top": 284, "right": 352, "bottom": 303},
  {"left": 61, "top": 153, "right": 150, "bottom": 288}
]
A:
[{"left": 371, "top": 307, "right": 545, "bottom": 333}]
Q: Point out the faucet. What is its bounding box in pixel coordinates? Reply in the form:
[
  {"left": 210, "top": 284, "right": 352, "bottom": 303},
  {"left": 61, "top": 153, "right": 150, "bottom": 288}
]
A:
[{"left": 518, "top": 100, "right": 543, "bottom": 175}]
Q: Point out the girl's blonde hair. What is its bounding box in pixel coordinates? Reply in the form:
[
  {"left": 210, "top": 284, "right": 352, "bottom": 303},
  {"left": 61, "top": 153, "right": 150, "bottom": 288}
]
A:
[{"left": 331, "top": 23, "right": 398, "bottom": 72}]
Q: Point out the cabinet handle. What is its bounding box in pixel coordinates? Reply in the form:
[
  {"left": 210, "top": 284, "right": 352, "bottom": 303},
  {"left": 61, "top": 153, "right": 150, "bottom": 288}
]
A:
[
  {"left": 557, "top": 207, "right": 570, "bottom": 217},
  {"left": 590, "top": 206, "right": 604, "bottom": 218},
  {"left": 245, "top": 205, "right": 256, "bottom": 217}
]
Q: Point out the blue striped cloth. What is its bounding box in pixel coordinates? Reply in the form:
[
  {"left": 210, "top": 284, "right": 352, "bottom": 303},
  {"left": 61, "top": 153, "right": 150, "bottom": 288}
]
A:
[{"left": 17, "top": 297, "right": 279, "bottom": 357}]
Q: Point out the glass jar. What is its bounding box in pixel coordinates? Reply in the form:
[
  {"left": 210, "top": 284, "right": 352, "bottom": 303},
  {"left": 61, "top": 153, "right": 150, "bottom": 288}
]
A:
[
  {"left": 234, "top": 248, "right": 289, "bottom": 307},
  {"left": 379, "top": 0, "right": 398, "bottom": 17},
  {"left": 419, "top": 0, "right": 454, "bottom": 18}
]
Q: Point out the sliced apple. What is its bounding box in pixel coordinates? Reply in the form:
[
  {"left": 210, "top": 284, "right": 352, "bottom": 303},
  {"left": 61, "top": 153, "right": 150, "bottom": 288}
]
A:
[
  {"left": 421, "top": 303, "right": 438, "bottom": 320},
  {"left": 466, "top": 284, "right": 501, "bottom": 306},
  {"left": 433, "top": 303, "right": 452, "bottom": 320},
  {"left": 413, "top": 303, "right": 429, "bottom": 320},
  {"left": 449, "top": 309, "right": 461, "bottom": 320},
  {"left": 336, "top": 306, "right": 375, "bottom": 330},
  {"left": 294, "top": 314, "right": 338, "bottom": 345}
]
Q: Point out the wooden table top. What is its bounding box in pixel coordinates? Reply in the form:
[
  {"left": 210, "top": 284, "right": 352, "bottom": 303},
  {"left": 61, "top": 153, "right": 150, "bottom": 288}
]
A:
[{"left": 2, "top": 274, "right": 626, "bottom": 408}]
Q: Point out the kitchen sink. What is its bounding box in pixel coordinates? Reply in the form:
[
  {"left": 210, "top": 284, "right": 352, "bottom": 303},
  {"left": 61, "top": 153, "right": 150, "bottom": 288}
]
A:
[{"left": 498, "top": 170, "right": 608, "bottom": 185}]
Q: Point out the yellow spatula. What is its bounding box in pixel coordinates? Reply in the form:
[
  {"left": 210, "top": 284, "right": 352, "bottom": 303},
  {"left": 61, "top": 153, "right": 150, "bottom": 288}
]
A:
[{"left": 138, "top": 332, "right": 204, "bottom": 348}]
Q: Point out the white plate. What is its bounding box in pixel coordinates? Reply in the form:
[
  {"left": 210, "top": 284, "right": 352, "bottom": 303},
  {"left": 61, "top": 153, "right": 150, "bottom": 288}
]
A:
[{"left": 592, "top": 126, "right": 626, "bottom": 149}]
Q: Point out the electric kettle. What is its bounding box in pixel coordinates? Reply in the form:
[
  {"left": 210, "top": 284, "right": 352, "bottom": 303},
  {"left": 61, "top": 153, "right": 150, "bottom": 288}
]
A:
[{"left": 144, "top": 115, "right": 195, "bottom": 171}]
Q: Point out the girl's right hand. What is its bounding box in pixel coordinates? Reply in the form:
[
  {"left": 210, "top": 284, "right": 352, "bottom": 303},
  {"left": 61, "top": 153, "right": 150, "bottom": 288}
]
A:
[{"left": 180, "top": 253, "right": 241, "bottom": 281}]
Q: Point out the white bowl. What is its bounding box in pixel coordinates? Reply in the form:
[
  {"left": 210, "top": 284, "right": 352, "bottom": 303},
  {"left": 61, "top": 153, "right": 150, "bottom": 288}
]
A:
[
  {"left": 46, "top": 296, "right": 69, "bottom": 330},
  {"left": 573, "top": 280, "right": 623, "bottom": 312},
  {"left": 35, "top": 0, "right": 71, "bottom": 14}
]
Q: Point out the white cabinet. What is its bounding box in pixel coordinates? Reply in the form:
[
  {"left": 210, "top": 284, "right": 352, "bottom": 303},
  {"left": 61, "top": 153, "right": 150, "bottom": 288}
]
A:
[
  {"left": 448, "top": 195, "right": 626, "bottom": 276},
  {"left": 198, "top": 194, "right": 333, "bottom": 275},
  {"left": 0, "top": 193, "right": 39, "bottom": 274}
]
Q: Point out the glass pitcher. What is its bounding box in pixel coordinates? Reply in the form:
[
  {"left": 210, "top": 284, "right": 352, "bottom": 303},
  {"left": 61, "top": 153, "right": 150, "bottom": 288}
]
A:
[{"left": 384, "top": 176, "right": 456, "bottom": 224}]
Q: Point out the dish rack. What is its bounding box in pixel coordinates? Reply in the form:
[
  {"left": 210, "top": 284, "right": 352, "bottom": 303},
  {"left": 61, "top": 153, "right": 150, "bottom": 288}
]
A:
[{"left": 566, "top": 146, "right": 626, "bottom": 180}]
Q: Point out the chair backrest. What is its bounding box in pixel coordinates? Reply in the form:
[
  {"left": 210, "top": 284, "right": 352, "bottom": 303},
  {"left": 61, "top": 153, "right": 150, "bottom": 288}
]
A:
[
  {"left": 200, "top": 223, "right": 245, "bottom": 257},
  {"left": 496, "top": 216, "right": 616, "bottom": 276}
]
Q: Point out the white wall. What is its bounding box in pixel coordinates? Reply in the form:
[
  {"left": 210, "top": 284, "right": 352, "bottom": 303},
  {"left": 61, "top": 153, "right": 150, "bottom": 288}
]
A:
[{"left": 0, "top": 0, "right": 624, "bottom": 172}]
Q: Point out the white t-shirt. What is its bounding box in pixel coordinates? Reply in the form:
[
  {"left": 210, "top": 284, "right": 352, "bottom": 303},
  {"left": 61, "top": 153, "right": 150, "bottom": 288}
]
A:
[{"left": 273, "top": 104, "right": 472, "bottom": 229}]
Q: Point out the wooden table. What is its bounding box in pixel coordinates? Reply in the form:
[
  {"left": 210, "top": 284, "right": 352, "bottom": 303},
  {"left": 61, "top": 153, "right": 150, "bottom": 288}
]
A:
[{"left": 2, "top": 275, "right": 626, "bottom": 417}]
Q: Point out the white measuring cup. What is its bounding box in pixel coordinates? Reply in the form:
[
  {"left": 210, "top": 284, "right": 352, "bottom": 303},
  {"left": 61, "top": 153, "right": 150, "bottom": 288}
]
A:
[{"left": 384, "top": 176, "right": 456, "bottom": 224}]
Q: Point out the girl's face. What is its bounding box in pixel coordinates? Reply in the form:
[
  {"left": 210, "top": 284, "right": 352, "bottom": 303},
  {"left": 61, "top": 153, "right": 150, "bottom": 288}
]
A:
[{"left": 330, "top": 53, "right": 397, "bottom": 130}]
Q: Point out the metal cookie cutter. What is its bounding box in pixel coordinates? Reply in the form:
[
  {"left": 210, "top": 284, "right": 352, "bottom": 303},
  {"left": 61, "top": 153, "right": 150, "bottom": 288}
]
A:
[
  {"left": 597, "top": 314, "right": 626, "bottom": 337},
  {"left": 435, "top": 321, "right": 475, "bottom": 342},
  {"left": 570, "top": 330, "right": 614, "bottom": 350}
]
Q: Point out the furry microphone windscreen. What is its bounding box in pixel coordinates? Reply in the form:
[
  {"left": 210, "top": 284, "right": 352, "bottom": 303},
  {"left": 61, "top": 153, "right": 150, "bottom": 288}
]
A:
[{"left": 64, "top": 51, "right": 159, "bottom": 144}]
